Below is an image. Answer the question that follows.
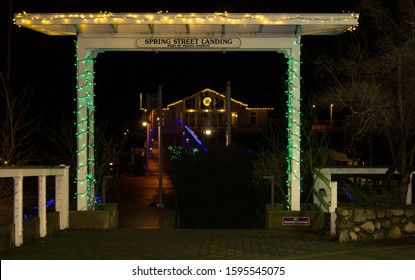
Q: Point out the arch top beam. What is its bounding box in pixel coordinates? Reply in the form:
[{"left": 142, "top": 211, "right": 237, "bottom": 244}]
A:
[{"left": 14, "top": 12, "right": 359, "bottom": 37}]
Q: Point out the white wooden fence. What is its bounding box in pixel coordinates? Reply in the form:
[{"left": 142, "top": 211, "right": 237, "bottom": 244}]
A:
[{"left": 0, "top": 166, "right": 69, "bottom": 247}]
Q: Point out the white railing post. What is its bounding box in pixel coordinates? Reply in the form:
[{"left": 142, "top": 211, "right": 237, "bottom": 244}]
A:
[
  {"left": 38, "top": 173, "right": 47, "bottom": 238},
  {"left": 13, "top": 172, "right": 24, "bottom": 247},
  {"left": 407, "top": 171, "right": 414, "bottom": 205},
  {"left": 329, "top": 181, "right": 338, "bottom": 236},
  {"left": 56, "top": 166, "right": 69, "bottom": 230},
  {"left": 2, "top": 166, "right": 70, "bottom": 247}
]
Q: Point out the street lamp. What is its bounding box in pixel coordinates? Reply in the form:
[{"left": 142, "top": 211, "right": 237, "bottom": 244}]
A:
[{"left": 330, "top": 104, "right": 334, "bottom": 128}]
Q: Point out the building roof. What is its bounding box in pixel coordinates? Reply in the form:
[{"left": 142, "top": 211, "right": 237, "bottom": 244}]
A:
[
  {"left": 14, "top": 12, "right": 359, "bottom": 36},
  {"left": 166, "top": 88, "right": 273, "bottom": 111}
]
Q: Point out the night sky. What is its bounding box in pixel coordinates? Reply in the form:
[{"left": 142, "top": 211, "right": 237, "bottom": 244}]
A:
[{"left": 1, "top": 0, "right": 359, "bottom": 132}]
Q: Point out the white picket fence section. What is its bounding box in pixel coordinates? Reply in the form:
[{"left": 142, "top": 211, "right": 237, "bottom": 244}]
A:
[{"left": 0, "top": 166, "right": 69, "bottom": 247}]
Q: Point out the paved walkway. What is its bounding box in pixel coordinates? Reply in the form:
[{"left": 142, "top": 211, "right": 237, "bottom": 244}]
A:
[
  {"left": 116, "top": 142, "right": 176, "bottom": 229},
  {"left": 1, "top": 228, "right": 415, "bottom": 260}
]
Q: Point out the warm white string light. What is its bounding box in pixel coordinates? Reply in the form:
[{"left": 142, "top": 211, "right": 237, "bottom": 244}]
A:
[{"left": 14, "top": 11, "right": 359, "bottom": 28}]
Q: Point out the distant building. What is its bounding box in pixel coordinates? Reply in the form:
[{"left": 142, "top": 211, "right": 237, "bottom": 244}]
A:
[{"left": 163, "top": 88, "right": 274, "bottom": 136}]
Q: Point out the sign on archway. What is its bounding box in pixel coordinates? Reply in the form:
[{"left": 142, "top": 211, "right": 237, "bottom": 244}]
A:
[{"left": 14, "top": 12, "right": 359, "bottom": 211}]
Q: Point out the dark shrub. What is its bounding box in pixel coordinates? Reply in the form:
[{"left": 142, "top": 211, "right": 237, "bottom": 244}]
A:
[{"left": 168, "top": 143, "right": 263, "bottom": 228}]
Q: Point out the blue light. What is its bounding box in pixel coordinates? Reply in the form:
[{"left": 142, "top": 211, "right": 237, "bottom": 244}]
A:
[
  {"left": 94, "top": 194, "right": 103, "bottom": 205},
  {"left": 23, "top": 198, "right": 57, "bottom": 219},
  {"left": 176, "top": 118, "right": 208, "bottom": 152},
  {"left": 342, "top": 186, "right": 355, "bottom": 201},
  {"left": 184, "top": 125, "right": 208, "bottom": 152}
]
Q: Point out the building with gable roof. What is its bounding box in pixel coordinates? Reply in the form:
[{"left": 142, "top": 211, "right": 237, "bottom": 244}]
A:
[{"left": 163, "top": 88, "right": 274, "bottom": 137}]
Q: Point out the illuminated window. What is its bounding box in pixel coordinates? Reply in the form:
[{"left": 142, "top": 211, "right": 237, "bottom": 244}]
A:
[
  {"left": 231, "top": 112, "right": 238, "bottom": 125},
  {"left": 185, "top": 112, "right": 195, "bottom": 126}
]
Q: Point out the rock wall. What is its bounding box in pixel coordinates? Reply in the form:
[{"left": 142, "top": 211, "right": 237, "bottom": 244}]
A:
[{"left": 336, "top": 206, "right": 415, "bottom": 242}]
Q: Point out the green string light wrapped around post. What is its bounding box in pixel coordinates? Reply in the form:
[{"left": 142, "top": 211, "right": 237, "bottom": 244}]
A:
[
  {"left": 285, "top": 26, "right": 302, "bottom": 211},
  {"left": 75, "top": 39, "right": 96, "bottom": 210}
]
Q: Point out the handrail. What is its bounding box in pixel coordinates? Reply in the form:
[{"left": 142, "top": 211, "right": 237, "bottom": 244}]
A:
[
  {"left": 0, "top": 166, "right": 69, "bottom": 247},
  {"left": 314, "top": 169, "right": 331, "bottom": 187},
  {"left": 313, "top": 169, "right": 331, "bottom": 212},
  {"left": 312, "top": 188, "right": 330, "bottom": 212},
  {"left": 313, "top": 168, "right": 338, "bottom": 236}
]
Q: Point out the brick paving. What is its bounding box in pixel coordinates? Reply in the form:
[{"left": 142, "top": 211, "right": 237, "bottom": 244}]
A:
[{"left": 1, "top": 228, "right": 415, "bottom": 260}]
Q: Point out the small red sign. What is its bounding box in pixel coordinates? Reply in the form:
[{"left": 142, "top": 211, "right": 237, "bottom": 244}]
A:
[{"left": 282, "top": 216, "right": 310, "bottom": 226}]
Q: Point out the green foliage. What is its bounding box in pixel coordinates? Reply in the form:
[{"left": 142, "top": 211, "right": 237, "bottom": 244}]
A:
[
  {"left": 339, "top": 182, "right": 400, "bottom": 209},
  {"left": 168, "top": 143, "right": 264, "bottom": 229}
]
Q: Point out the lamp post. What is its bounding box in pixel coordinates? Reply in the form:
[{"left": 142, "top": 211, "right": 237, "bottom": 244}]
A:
[
  {"left": 157, "top": 85, "right": 164, "bottom": 209},
  {"left": 141, "top": 87, "right": 164, "bottom": 229},
  {"left": 141, "top": 93, "right": 158, "bottom": 175},
  {"left": 226, "top": 81, "right": 232, "bottom": 147},
  {"left": 142, "top": 120, "right": 151, "bottom": 175},
  {"left": 330, "top": 103, "right": 334, "bottom": 128}
]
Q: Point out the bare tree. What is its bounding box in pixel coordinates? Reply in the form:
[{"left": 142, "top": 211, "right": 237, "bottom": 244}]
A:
[
  {"left": 252, "top": 117, "right": 331, "bottom": 206},
  {"left": 0, "top": 72, "right": 42, "bottom": 221},
  {"left": 0, "top": 73, "right": 42, "bottom": 167},
  {"left": 41, "top": 118, "right": 127, "bottom": 207},
  {"left": 93, "top": 121, "right": 127, "bottom": 204},
  {"left": 314, "top": 0, "right": 415, "bottom": 204}
]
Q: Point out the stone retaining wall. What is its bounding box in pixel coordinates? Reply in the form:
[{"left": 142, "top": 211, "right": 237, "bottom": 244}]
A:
[{"left": 336, "top": 206, "right": 415, "bottom": 242}]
